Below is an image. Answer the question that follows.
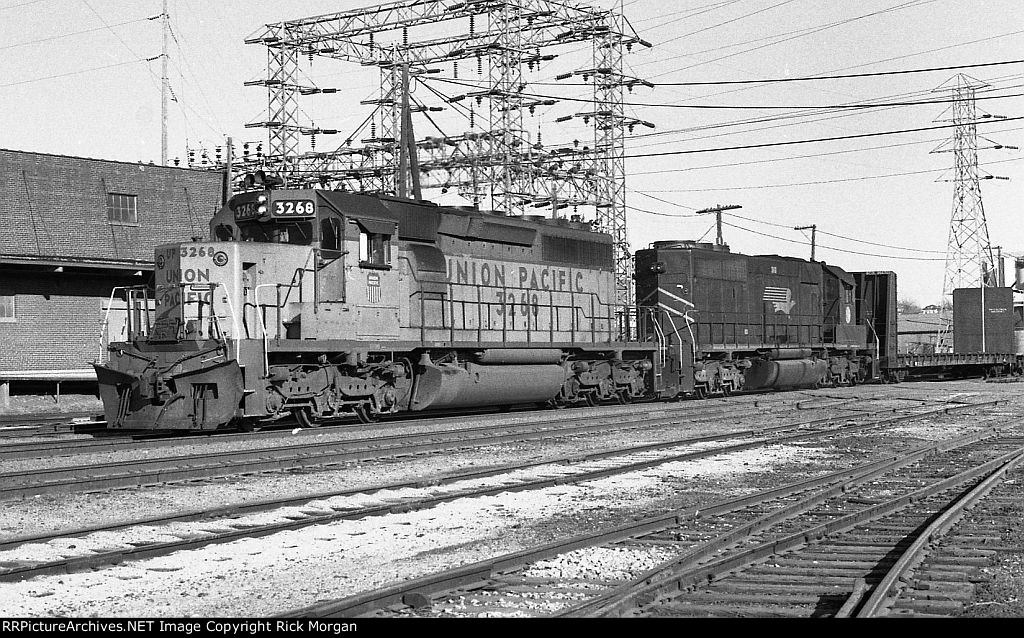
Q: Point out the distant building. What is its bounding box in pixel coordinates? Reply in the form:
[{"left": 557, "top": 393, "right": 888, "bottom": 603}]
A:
[
  {"left": 0, "top": 148, "right": 224, "bottom": 405},
  {"left": 897, "top": 311, "right": 946, "bottom": 354},
  {"left": 921, "top": 304, "right": 942, "bottom": 314}
]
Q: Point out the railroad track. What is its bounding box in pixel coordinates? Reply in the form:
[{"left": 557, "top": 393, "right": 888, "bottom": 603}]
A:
[
  {"left": 0, "top": 399, "right": 1000, "bottom": 591},
  {"left": 0, "top": 395, "right": 803, "bottom": 461},
  {"left": 276, "top": 427, "right": 1021, "bottom": 618},
  {"left": 0, "top": 412, "right": 104, "bottom": 439},
  {"left": 2, "top": 392, "right": 991, "bottom": 500},
  {"left": 856, "top": 456, "right": 1024, "bottom": 617},
  {"left": 0, "top": 387, "right": 967, "bottom": 464}
]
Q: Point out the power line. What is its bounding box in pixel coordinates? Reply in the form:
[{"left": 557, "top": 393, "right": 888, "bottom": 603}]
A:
[
  {"left": 624, "top": 199, "right": 950, "bottom": 262},
  {"left": 620, "top": 117, "right": 1024, "bottom": 160},
  {"left": 0, "top": 0, "right": 48, "bottom": 10},
  {"left": 660, "top": 0, "right": 801, "bottom": 44},
  {"left": 533, "top": 58, "right": 1024, "bottom": 88},
  {"left": 645, "top": 0, "right": 942, "bottom": 80},
  {"left": 722, "top": 211, "right": 947, "bottom": 255},
  {"left": 0, "top": 17, "right": 154, "bottom": 51},
  {"left": 0, "top": 59, "right": 145, "bottom": 88},
  {"left": 638, "top": 156, "right": 1024, "bottom": 191},
  {"left": 631, "top": 189, "right": 955, "bottom": 257},
  {"left": 433, "top": 76, "right": 1024, "bottom": 111},
  {"left": 719, "top": 220, "right": 946, "bottom": 261}
]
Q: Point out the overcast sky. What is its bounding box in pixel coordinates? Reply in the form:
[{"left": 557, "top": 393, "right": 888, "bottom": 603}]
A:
[{"left": 1, "top": 0, "right": 1022, "bottom": 305}]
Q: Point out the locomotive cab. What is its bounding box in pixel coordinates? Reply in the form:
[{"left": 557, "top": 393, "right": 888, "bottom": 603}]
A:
[{"left": 205, "top": 189, "right": 402, "bottom": 342}]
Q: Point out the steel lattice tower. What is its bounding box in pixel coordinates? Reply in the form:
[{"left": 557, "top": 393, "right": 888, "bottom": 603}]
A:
[
  {"left": 242, "top": 0, "right": 651, "bottom": 306},
  {"left": 933, "top": 74, "right": 999, "bottom": 352}
]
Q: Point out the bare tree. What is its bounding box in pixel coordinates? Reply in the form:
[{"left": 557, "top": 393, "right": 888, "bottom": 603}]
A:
[{"left": 897, "top": 299, "right": 922, "bottom": 314}]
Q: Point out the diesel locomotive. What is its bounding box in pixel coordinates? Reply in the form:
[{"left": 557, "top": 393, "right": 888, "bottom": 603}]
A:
[{"left": 93, "top": 188, "right": 909, "bottom": 430}]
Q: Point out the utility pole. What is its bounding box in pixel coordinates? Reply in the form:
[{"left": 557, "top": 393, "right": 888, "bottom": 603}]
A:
[
  {"left": 995, "top": 246, "right": 1004, "bottom": 287},
  {"left": 161, "top": 0, "right": 169, "bottom": 166},
  {"left": 795, "top": 224, "right": 817, "bottom": 261},
  {"left": 696, "top": 204, "right": 741, "bottom": 247},
  {"left": 223, "top": 137, "right": 233, "bottom": 205}
]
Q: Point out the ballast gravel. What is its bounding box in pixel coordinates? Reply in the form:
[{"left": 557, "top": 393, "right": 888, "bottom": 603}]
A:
[{"left": 0, "top": 381, "right": 1017, "bottom": 617}]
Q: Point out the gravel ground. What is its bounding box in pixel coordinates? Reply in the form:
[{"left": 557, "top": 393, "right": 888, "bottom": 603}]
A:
[
  {"left": 1, "top": 380, "right": 1021, "bottom": 617},
  {"left": 0, "top": 394, "right": 101, "bottom": 416}
]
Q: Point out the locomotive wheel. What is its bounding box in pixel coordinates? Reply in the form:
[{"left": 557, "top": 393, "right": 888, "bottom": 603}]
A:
[
  {"left": 293, "top": 408, "right": 320, "bottom": 429},
  {"left": 616, "top": 389, "right": 632, "bottom": 404},
  {"left": 721, "top": 382, "right": 733, "bottom": 397},
  {"left": 584, "top": 393, "right": 598, "bottom": 407},
  {"left": 239, "top": 420, "right": 263, "bottom": 433},
  {"left": 354, "top": 404, "right": 380, "bottom": 424},
  {"left": 693, "top": 385, "right": 708, "bottom": 400}
]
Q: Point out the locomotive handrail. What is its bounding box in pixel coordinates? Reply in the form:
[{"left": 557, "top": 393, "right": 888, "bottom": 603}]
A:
[
  {"left": 213, "top": 284, "right": 241, "bottom": 361},
  {"left": 170, "top": 282, "right": 241, "bottom": 361},
  {"left": 866, "top": 319, "right": 882, "bottom": 365},
  {"left": 98, "top": 286, "right": 155, "bottom": 361},
  {"left": 98, "top": 286, "right": 130, "bottom": 363},
  {"left": 648, "top": 309, "right": 668, "bottom": 367},
  {"left": 408, "top": 279, "right": 618, "bottom": 345},
  {"left": 662, "top": 310, "right": 692, "bottom": 366},
  {"left": 253, "top": 283, "right": 278, "bottom": 376}
]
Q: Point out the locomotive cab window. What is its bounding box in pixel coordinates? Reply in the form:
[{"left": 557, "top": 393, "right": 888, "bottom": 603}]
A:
[
  {"left": 359, "top": 230, "right": 391, "bottom": 268},
  {"left": 238, "top": 221, "right": 312, "bottom": 245},
  {"left": 320, "top": 218, "right": 342, "bottom": 254}
]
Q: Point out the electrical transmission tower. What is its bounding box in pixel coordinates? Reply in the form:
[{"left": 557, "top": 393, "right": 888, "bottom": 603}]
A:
[
  {"left": 932, "top": 74, "right": 1012, "bottom": 352},
  {"left": 242, "top": 0, "right": 652, "bottom": 305}
]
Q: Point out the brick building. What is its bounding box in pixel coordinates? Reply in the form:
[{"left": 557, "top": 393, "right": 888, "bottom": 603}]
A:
[{"left": 0, "top": 149, "right": 225, "bottom": 404}]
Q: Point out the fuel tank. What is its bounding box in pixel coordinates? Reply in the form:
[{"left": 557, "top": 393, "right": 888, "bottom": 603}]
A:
[
  {"left": 410, "top": 362, "right": 568, "bottom": 411},
  {"left": 744, "top": 358, "right": 827, "bottom": 390}
]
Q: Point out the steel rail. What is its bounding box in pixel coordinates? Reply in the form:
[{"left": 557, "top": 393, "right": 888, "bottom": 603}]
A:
[
  {"left": 6, "top": 397, "right": 979, "bottom": 499},
  {"left": 277, "top": 427, "right": 1004, "bottom": 618},
  {"left": 0, "top": 396, "right": 792, "bottom": 461},
  {"left": 852, "top": 447, "right": 1024, "bottom": 618},
  {"left": 0, "top": 391, "right": 839, "bottom": 460},
  {"left": 0, "top": 405, "right": 990, "bottom": 582},
  {"left": 579, "top": 441, "right": 1024, "bottom": 618}
]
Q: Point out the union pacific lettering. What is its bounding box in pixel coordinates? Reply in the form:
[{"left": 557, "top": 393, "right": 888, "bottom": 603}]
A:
[{"left": 446, "top": 257, "right": 588, "bottom": 294}]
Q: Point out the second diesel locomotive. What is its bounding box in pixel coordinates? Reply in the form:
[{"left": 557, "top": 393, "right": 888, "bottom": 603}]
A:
[{"left": 95, "top": 188, "right": 891, "bottom": 431}]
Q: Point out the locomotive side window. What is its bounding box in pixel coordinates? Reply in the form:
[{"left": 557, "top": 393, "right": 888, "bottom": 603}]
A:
[
  {"left": 214, "top": 224, "right": 235, "bottom": 241},
  {"left": 359, "top": 231, "right": 391, "bottom": 267}
]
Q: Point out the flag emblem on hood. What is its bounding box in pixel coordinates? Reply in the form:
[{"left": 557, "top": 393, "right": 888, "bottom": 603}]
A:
[{"left": 763, "top": 286, "right": 795, "bottom": 314}]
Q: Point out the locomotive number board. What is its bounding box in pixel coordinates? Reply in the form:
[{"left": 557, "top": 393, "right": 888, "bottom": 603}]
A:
[{"left": 270, "top": 200, "right": 316, "bottom": 218}]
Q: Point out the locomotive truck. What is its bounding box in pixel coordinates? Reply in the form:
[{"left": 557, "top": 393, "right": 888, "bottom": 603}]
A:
[{"left": 92, "top": 187, "right": 1011, "bottom": 431}]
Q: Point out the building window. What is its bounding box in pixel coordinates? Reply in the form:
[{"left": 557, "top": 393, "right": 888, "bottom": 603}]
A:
[
  {"left": 0, "top": 295, "right": 14, "bottom": 322},
  {"left": 106, "top": 193, "right": 138, "bottom": 223}
]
